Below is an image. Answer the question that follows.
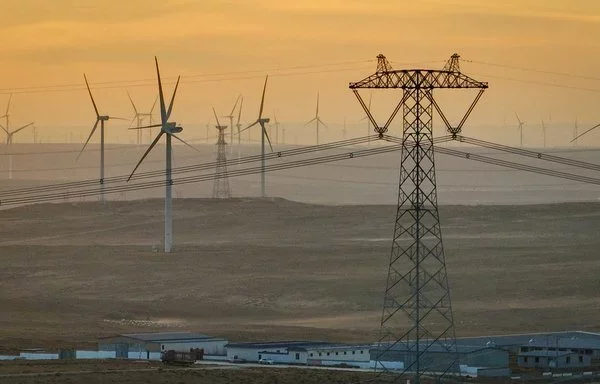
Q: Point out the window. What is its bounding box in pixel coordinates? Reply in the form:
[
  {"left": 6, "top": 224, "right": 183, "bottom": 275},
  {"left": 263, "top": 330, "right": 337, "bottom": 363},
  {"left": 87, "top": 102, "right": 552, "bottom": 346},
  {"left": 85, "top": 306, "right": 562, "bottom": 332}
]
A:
[
  {"left": 310, "top": 353, "right": 313, "bottom": 357},
  {"left": 318, "top": 352, "right": 322, "bottom": 357},
  {"left": 161, "top": 345, "right": 165, "bottom": 351},
  {"left": 566, "top": 356, "right": 571, "bottom": 364},
  {"left": 579, "top": 356, "right": 584, "bottom": 363},
  {"left": 521, "top": 347, "right": 529, "bottom": 352},
  {"left": 585, "top": 349, "right": 593, "bottom": 355},
  {"left": 535, "top": 357, "right": 539, "bottom": 363},
  {"left": 296, "top": 353, "right": 300, "bottom": 360},
  {"left": 327, "top": 352, "right": 330, "bottom": 356},
  {"left": 352, "top": 351, "right": 355, "bottom": 355},
  {"left": 524, "top": 357, "right": 528, "bottom": 363},
  {"left": 343, "top": 351, "right": 347, "bottom": 355},
  {"left": 335, "top": 352, "right": 339, "bottom": 355},
  {"left": 360, "top": 351, "right": 364, "bottom": 354}
]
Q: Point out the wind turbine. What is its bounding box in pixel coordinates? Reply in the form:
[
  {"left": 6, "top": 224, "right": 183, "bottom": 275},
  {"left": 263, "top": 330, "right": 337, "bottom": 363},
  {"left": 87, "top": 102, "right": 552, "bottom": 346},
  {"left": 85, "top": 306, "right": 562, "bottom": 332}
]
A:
[
  {"left": 515, "top": 113, "right": 525, "bottom": 147},
  {"left": 240, "top": 75, "right": 272, "bottom": 198},
  {"left": 127, "top": 57, "right": 198, "bottom": 253},
  {"left": 573, "top": 118, "right": 579, "bottom": 146},
  {"left": 127, "top": 91, "right": 157, "bottom": 145},
  {"left": 273, "top": 112, "right": 281, "bottom": 144},
  {"left": 77, "top": 74, "right": 127, "bottom": 202},
  {"left": 223, "top": 95, "right": 241, "bottom": 153},
  {"left": 541, "top": 118, "right": 547, "bottom": 148},
  {"left": 0, "top": 94, "right": 35, "bottom": 179},
  {"left": 305, "top": 92, "right": 327, "bottom": 145}
]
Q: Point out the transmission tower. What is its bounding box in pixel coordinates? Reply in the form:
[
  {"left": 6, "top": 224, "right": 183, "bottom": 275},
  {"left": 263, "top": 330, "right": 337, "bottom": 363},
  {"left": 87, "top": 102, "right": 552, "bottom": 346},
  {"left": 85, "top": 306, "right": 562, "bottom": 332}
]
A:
[
  {"left": 212, "top": 109, "right": 232, "bottom": 198},
  {"left": 350, "top": 53, "right": 487, "bottom": 383}
]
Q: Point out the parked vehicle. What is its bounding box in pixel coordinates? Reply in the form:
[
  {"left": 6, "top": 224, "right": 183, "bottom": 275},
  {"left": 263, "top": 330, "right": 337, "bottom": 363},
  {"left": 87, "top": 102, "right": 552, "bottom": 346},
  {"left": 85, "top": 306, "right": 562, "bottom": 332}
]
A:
[
  {"left": 161, "top": 348, "right": 204, "bottom": 366},
  {"left": 259, "top": 358, "right": 274, "bottom": 365}
]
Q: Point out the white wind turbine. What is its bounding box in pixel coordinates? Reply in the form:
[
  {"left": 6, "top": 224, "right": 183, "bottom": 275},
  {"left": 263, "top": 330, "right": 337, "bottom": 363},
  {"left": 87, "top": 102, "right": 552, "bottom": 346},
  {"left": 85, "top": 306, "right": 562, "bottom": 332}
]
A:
[
  {"left": 223, "top": 95, "right": 241, "bottom": 153},
  {"left": 127, "top": 91, "right": 158, "bottom": 145},
  {"left": 305, "top": 92, "right": 327, "bottom": 145},
  {"left": 0, "top": 94, "right": 35, "bottom": 180},
  {"left": 127, "top": 57, "right": 198, "bottom": 253},
  {"left": 359, "top": 93, "right": 373, "bottom": 146},
  {"left": 240, "top": 75, "right": 273, "bottom": 198},
  {"left": 515, "top": 113, "right": 525, "bottom": 147},
  {"left": 77, "top": 74, "right": 128, "bottom": 202}
]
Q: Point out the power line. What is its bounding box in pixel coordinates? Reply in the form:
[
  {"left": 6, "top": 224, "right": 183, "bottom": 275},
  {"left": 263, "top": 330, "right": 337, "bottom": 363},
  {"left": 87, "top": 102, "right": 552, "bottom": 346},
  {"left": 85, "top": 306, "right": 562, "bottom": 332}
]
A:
[{"left": 465, "top": 59, "right": 600, "bottom": 82}]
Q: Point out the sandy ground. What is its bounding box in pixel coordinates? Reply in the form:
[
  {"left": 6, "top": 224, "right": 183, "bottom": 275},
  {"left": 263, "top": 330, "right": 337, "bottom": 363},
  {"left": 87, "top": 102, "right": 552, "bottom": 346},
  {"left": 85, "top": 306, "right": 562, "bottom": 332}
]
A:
[{"left": 0, "top": 198, "right": 599, "bottom": 353}]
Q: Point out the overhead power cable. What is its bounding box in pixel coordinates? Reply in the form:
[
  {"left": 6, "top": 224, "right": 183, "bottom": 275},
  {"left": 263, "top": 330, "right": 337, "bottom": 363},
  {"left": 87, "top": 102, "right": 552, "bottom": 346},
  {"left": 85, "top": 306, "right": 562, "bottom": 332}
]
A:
[{"left": 0, "top": 135, "right": 379, "bottom": 199}]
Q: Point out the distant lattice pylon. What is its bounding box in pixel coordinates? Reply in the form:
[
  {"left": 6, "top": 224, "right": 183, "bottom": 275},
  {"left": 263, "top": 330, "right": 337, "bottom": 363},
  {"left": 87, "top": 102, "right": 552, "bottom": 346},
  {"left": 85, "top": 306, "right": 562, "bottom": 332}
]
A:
[{"left": 211, "top": 108, "right": 231, "bottom": 199}]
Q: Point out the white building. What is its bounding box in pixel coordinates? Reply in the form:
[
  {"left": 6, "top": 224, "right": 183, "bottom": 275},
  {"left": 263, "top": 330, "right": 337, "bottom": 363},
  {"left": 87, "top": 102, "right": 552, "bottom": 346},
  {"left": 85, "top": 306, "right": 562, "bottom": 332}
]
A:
[{"left": 225, "top": 341, "right": 372, "bottom": 367}]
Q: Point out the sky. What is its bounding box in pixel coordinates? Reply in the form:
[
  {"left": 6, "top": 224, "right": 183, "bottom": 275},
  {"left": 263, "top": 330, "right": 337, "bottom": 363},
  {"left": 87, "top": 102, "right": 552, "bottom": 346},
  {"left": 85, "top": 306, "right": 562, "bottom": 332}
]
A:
[{"left": 0, "top": 0, "right": 599, "bottom": 146}]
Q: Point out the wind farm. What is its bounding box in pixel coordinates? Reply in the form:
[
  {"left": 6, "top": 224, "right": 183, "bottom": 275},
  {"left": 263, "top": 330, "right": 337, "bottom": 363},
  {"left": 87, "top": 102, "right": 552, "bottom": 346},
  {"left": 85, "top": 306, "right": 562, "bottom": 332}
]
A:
[{"left": 1, "top": 2, "right": 600, "bottom": 384}]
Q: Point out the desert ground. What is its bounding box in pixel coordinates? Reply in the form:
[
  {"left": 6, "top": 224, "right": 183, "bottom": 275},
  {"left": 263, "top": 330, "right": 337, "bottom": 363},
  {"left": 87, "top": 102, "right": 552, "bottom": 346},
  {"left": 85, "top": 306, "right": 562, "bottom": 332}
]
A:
[{"left": 0, "top": 197, "right": 599, "bottom": 354}]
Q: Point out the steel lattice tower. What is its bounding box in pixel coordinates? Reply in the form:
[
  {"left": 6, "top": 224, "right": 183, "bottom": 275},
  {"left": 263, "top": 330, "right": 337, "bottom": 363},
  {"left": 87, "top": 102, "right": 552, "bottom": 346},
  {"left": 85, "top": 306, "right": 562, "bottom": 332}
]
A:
[
  {"left": 212, "top": 124, "right": 232, "bottom": 198},
  {"left": 350, "top": 54, "right": 487, "bottom": 383}
]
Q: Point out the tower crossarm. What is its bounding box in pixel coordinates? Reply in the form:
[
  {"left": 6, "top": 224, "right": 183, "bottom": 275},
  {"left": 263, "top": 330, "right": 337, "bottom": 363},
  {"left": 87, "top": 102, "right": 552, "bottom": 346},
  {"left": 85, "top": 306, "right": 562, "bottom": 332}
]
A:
[{"left": 349, "top": 69, "right": 488, "bottom": 89}]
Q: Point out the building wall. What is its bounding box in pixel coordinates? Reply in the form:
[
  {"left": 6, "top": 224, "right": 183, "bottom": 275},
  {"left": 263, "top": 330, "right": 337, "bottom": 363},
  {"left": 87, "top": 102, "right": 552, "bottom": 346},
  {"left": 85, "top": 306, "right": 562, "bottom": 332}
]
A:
[
  {"left": 227, "top": 347, "right": 287, "bottom": 362},
  {"left": 462, "top": 349, "right": 509, "bottom": 368},
  {"left": 306, "top": 347, "right": 370, "bottom": 363},
  {"left": 518, "top": 354, "right": 591, "bottom": 369},
  {"left": 160, "top": 340, "right": 227, "bottom": 355}
]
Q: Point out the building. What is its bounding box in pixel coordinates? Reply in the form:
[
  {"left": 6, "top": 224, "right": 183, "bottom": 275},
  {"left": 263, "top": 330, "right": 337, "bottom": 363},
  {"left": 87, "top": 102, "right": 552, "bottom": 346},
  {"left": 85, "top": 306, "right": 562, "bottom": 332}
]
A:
[
  {"left": 371, "top": 343, "right": 510, "bottom": 378},
  {"left": 225, "top": 341, "right": 371, "bottom": 367},
  {"left": 99, "top": 332, "right": 227, "bottom": 358}
]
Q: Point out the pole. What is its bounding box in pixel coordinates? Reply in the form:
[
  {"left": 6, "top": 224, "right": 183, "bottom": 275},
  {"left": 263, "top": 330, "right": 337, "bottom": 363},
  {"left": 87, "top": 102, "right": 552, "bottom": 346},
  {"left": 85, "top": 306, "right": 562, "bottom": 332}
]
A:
[
  {"left": 165, "top": 134, "right": 173, "bottom": 252},
  {"left": 261, "top": 123, "right": 265, "bottom": 198},
  {"left": 100, "top": 120, "right": 105, "bottom": 203}
]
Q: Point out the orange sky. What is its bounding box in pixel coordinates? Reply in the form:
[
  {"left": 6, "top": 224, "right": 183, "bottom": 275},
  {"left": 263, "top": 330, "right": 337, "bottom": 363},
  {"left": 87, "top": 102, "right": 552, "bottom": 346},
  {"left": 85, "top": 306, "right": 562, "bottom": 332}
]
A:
[{"left": 0, "top": 0, "right": 599, "bottom": 146}]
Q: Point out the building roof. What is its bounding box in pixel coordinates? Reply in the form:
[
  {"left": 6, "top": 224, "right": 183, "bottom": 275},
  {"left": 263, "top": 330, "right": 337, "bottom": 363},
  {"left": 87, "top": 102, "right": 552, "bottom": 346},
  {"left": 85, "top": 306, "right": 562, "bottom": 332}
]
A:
[
  {"left": 300, "top": 344, "right": 375, "bottom": 352},
  {"left": 524, "top": 337, "right": 600, "bottom": 350},
  {"left": 519, "top": 351, "right": 575, "bottom": 358},
  {"left": 371, "top": 343, "right": 495, "bottom": 354},
  {"left": 225, "top": 341, "right": 334, "bottom": 350},
  {"left": 454, "top": 331, "right": 600, "bottom": 349},
  {"left": 117, "top": 332, "right": 223, "bottom": 342}
]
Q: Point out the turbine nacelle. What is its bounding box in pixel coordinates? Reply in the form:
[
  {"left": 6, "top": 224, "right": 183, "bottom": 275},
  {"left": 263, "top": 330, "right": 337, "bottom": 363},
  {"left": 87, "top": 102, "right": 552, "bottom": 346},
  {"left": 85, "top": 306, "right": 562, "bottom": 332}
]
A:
[
  {"left": 163, "top": 122, "right": 182, "bottom": 134},
  {"left": 99, "top": 116, "right": 110, "bottom": 121},
  {"left": 260, "top": 117, "right": 270, "bottom": 124}
]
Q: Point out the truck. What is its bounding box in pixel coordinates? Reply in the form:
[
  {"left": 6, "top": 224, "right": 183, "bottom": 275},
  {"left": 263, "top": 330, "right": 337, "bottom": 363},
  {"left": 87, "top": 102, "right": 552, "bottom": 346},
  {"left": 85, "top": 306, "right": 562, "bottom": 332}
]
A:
[{"left": 161, "top": 348, "right": 204, "bottom": 366}]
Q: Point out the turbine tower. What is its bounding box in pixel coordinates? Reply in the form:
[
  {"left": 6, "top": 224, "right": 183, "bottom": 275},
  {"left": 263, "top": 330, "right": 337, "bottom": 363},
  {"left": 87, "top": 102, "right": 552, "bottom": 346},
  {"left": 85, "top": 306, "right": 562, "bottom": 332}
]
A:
[
  {"left": 305, "top": 92, "right": 327, "bottom": 144},
  {"left": 128, "top": 57, "right": 197, "bottom": 253},
  {"left": 350, "top": 53, "right": 488, "bottom": 383},
  {"left": 241, "top": 75, "right": 273, "bottom": 198},
  {"left": 0, "top": 94, "right": 34, "bottom": 180},
  {"left": 212, "top": 108, "right": 231, "bottom": 198},
  {"left": 273, "top": 113, "right": 281, "bottom": 144},
  {"left": 515, "top": 113, "right": 525, "bottom": 147},
  {"left": 360, "top": 93, "right": 373, "bottom": 146},
  {"left": 77, "top": 74, "right": 127, "bottom": 202},
  {"left": 573, "top": 118, "right": 579, "bottom": 146}
]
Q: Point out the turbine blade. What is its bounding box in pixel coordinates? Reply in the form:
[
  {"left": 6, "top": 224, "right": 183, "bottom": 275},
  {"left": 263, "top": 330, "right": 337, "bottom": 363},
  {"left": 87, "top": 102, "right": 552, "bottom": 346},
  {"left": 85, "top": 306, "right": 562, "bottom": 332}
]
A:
[
  {"left": 128, "top": 123, "right": 162, "bottom": 130},
  {"left": 155, "top": 57, "right": 167, "bottom": 125},
  {"left": 240, "top": 120, "right": 259, "bottom": 133},
  {"left": 128, "top": 131, "right": 164, "bottom": 181},
  {"left": 230, "top": 94, "right": 241, "bottom": 116},
  {"left": 170, "top": 133, "right": 201, "bottom": 153},
  {"left": 5, "top": 93, "right": 12, "bottom": 116},
  {"left": 127, "top": 91, "right": 138, "bottom": 115},
  {"left": 212, "top": 107, "right": 222, "bottom": 128},
  {"left": 0, "top": 123, "right": 8, "bottom": 135},
  {"left": 236, "top": 96, "right": 244, "bottom": 125},
  {"left": 166, "top": 75, "right": 180, "bottom": 121},
  {"left": 83, "top": 74, "right": 100, "bottom": 117},
  {"left": 76, "top": 119, "right": 100, "bottom": 161},
  {"left": 318, "top": 118, "right": 327, "bottom": 128},
  {"left": 149, "top": 96, "right": 158, "bottom": 114},
  {"left": 12, "top": 122, "right": 34, "bottom": 135},
  {"left": 305, "top": 117, "right": 317, "bottom": 126},
  {"left": 571, "top": 123, "right": 600, "bottom": 143},
  {"left": 261, "top": 121, "right": 273, "bottom": 152},
  {"left": 316, "top": 92, "right": 319, "bottom": 117},
  {"left": 258, "top": 75, "right": 268, "bottom": 118}
]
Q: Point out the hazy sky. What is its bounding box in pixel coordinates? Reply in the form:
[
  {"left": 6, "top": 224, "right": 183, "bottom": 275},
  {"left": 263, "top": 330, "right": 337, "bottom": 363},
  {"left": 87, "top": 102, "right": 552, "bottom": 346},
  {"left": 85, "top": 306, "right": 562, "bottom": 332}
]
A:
[{"left": 0, "top": 0, "right": 599, "bottom": 145}]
